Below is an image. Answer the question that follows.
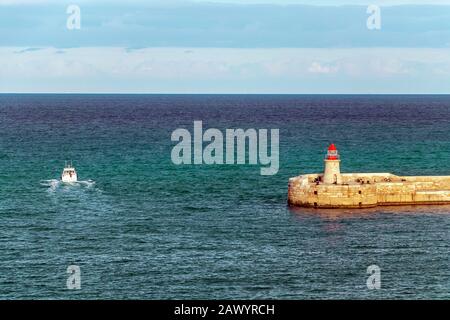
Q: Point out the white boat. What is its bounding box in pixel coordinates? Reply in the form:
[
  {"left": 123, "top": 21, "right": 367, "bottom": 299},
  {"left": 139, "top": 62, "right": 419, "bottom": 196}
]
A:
[{"left": 61, "top": 161, "right": 78, "bottom": 183}]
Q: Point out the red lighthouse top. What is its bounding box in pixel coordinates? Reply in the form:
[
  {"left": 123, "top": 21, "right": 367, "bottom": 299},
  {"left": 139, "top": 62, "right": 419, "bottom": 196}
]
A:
[{"left": 326, "top": 144, "right": 339, "bottom": 160}]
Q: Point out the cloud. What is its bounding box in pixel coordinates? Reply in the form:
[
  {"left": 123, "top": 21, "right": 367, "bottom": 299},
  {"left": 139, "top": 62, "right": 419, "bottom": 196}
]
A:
[
  {"left": 13, "top": 47, "right": 43, "bottom": 54},
  {"left": 308, "top": 62, "right": 339, "bottom": 74},
  {"left": 1, "top": 47, "right": 450, "bottom": 93}
]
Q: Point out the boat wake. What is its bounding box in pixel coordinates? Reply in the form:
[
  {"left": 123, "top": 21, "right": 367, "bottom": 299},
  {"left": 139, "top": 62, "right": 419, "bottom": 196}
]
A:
[
  {"left": 40, "top": 179, "right": 97, "bottom": 193},
  {"left": 40, "top": 178, "right": 108, "bottom": 214}
]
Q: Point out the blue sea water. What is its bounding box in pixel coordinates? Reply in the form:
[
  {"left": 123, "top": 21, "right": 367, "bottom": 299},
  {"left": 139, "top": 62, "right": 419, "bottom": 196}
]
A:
[{"left": 0, "top": 94, "right": 449, "bottom": 299}]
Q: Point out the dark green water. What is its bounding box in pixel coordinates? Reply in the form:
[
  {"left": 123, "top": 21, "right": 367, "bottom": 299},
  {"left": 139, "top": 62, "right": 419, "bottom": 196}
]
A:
[{"left": 0, "top": 94, "right": 449, "bottom": 299}]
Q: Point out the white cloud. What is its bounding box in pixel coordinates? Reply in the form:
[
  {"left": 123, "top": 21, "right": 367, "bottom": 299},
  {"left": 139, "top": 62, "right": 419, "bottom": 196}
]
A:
[
  {"left": 308, "top": 62, "right": 339, "bottom": 74},
  {"left": 2, "top": 47, "right": 450, "bottom": 93}
]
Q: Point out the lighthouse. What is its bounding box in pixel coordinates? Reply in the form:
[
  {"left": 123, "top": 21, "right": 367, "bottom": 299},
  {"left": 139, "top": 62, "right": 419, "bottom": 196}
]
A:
[{"left": 323, "top": 143, "right": 342, "bottom": 184}]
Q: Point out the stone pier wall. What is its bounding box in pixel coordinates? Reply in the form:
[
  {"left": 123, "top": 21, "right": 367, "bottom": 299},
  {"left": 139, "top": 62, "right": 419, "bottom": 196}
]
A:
[{"left": 288, "top": 173, "right": 450, "bottom": 208}]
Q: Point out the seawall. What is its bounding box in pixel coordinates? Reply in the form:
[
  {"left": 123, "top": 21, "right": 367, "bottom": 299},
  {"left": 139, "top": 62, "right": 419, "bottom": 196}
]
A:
[{"left": 288, "top": 173, "right": 450, "bottom": 208}]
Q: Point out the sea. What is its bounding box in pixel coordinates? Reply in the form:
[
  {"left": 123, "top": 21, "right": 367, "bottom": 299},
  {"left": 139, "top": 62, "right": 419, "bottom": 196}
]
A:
[{"left": 0, "top": 94, "right": 449, "bottom": 299}]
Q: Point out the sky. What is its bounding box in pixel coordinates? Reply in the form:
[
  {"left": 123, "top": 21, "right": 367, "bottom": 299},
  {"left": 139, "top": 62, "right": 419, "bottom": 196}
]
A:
[{"left": 1, "top": 0, "right": 450, "bottom": 93}]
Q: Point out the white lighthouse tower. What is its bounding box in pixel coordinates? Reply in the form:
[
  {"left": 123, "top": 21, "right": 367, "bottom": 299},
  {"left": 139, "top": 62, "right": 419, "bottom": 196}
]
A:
[{"left": 323, "top": 143, "right": 342, "bottom": 184}]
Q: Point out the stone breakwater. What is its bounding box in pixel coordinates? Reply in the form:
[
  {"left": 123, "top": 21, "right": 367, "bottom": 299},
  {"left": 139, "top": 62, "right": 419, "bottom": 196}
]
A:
[
  {"left": 288, "top": 173, "right": 450, "bottom": 208},
  {"left": 288, "top": 144, "right": 450, "bottom": 209}
]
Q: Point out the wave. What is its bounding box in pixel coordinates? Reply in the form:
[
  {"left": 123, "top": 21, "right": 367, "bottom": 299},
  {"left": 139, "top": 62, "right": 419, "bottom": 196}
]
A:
[{"left": 40, "top": 179, "right": 97, "bottom": 193}]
